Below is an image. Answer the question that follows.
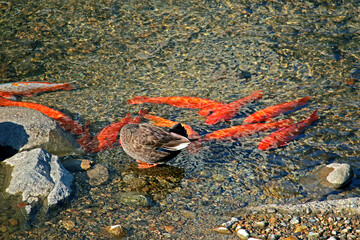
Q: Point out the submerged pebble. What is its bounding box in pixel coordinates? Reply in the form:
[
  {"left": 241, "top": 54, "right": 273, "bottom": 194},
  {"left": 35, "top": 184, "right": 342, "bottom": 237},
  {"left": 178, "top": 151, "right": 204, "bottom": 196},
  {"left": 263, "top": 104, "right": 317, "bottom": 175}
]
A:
[
  {"left": 104, "top": 224, "right": 126, "bottom": 238},
  {"left": 315, "top": 163, "right": 354, "bottom": 189}
]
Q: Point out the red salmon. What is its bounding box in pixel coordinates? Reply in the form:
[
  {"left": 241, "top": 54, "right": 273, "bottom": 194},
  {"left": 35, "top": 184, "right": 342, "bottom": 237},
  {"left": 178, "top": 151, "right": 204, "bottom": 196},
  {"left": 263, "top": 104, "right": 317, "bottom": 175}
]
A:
[
  {"left": 203, "top": 119, "right": 293, "bottom": 141},
  {"left": 0, "top": 81, "right": 75, "bottom": 100},
  {"left": 0, "top": 97, "right": 83, "bottom": 135},
  {"left": 258, "top": 110, "right": 319, "bottom": 150},
  {"left": 244, "top": 96, "right": 311, "bottom": 123},
  {"left": 205, "top": 90, "right": 263, "bottom": 125}
]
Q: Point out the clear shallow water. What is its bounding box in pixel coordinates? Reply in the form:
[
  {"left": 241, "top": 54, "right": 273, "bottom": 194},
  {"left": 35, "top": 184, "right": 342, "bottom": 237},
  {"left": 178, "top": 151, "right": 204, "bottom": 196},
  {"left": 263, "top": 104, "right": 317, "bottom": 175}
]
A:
[{"left": 1, "top": 0, "right": 360, "bottom": 238}]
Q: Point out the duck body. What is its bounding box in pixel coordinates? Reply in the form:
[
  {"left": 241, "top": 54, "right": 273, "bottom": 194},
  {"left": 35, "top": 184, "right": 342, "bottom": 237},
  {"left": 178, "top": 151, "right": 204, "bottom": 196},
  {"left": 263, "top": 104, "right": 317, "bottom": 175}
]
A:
[{"left": 119, "top": 123, "right": 190, "bottom": 167}]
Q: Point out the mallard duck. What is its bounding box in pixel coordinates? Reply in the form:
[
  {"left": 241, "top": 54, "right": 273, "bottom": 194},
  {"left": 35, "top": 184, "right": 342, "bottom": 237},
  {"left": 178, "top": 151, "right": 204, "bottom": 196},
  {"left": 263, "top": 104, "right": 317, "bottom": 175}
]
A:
[{"left": 119, "top": 123, "right": 191, "bottom": 168}]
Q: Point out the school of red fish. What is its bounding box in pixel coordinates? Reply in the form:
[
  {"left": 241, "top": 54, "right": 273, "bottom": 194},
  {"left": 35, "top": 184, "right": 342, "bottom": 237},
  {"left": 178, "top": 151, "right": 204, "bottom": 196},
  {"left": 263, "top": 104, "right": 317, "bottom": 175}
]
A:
[{"left": 0, "top": 81, "right": 319, "bottom": 156}]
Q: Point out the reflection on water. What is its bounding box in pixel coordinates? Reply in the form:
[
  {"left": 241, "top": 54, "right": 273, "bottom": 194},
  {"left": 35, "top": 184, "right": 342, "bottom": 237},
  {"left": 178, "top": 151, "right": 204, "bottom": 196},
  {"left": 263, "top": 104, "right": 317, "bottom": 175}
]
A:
[{"left": 1, "top": 0, "right": 360, "bottom": 238}]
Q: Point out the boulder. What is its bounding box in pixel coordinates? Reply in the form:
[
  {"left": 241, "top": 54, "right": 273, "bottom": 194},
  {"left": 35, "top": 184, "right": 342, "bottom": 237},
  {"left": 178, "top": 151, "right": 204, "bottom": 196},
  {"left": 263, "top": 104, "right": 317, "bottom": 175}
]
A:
[
  {"left": 0, "top": 106, "right": 82, "bottom": 158},
  {"left": 3, "top": 148, "right": 74, "bottom": 206}
]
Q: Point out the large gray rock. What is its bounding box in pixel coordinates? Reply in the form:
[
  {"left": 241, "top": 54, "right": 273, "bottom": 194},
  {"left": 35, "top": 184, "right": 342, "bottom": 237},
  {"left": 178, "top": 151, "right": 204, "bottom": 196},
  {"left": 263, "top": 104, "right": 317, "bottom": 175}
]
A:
[
  {"left": 0, "top": 106, "right": 82, "bottom": 157},
  {"left": 3, "top": 148, "right": 74, "bottom": 206}
]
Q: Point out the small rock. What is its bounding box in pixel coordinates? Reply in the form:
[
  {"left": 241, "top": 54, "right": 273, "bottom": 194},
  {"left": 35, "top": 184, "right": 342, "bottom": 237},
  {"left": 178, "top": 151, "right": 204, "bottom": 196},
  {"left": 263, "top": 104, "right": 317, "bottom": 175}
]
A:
[
  {"left": 269, "top": 234, "right": 279, "bottom": 240},
  {"left": 290, "top": 216, "right": 300, "bottom": 225},
  {"left": 180, "top": 210, "right": 196, "bottom": 218},
  {"left": 254, "top": 221, "right": 268, "bottom": 228},
  {"left": 8, "top": 219, "right": 18, "bottom": 226},
  {"left": 307, "top": 232, "right": 320, "bottom": 239},
  {"left": 222, "top": 217, "right": 239, "bottom": 228},
  {"left": 62, "top": 159, "right": 94, "bottom": 172},
  {"left": 105, "top": 224, "right": 126, "bottom": 238},
  {"left": 235, "top": 225, "right": 250, "bottom": 239},
  {"left": 80, "top": 159, "right": 93, "bottom": 170},
  {"left": 294, "top": 225, "right": 308, "bottom": 233},
  {"left": 213, "top": 226, "right": 232, "bottom": 235},
  {"left": 59, "top": 220, "right": 75, "bottom": 230},
  {"left": 87, "top": 164, "right": 109, "bottom": 186},
  {"left": 315, "top": 163, "right": 354, "bottom": 189},
  {"left": 116, "top": 192, "right": 151, "bottom": 207}
]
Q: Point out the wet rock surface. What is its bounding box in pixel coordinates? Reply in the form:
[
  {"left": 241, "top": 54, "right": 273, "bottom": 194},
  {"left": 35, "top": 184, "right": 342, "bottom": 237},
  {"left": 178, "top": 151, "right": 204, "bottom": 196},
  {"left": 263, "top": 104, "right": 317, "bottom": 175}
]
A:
[
  {"left": 0, "top": 107, "right": 82, "bottom": 158},
  {"left": 86, "top": 164, "right": 109, "bottom": 186},
  {"left": 3, "top": 148, "right": 73, "bottom": 207},
  {"left": 315, "top": 163, "right": 354, "bottom": 189}
]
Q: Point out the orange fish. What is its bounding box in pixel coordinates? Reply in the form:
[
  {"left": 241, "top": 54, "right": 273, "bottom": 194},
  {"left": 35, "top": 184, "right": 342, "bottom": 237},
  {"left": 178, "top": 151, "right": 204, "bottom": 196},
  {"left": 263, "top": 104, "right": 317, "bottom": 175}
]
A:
[
  {"left": 127, "top": 96, "right": 225, "bottom": 115},
  {"left": 243, "top": 96, "right": 311, "bottom": 124},
  {"left": 144, "top": 114, "right": 200, "bottom": 139},
  {"left": 0, "top": 81, "right": 75, "bottom": 100},
  {"left": 79, "top": 109, "right": 148, "bottom": 153},
  {"left": 203, "top": 119, "right": 293, "bottom": 141},
  {"left": 205, "top": 90, "right": 263, "bottom": 125},
  {"left": 80, "top": 114, "right": 132, "bottom": 153},
  {"left": 258, "top": 110, "right": 319, "bottom": 151},
  {"left": 0, "top": 97, "right": 83, "bottom": 135}
]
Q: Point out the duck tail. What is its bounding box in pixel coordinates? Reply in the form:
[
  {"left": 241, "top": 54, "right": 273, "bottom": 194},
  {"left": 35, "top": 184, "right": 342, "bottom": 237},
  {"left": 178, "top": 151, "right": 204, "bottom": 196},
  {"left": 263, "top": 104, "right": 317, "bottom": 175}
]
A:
[{"left": 170, "top": 123, "right": 188, "bottom": 138}]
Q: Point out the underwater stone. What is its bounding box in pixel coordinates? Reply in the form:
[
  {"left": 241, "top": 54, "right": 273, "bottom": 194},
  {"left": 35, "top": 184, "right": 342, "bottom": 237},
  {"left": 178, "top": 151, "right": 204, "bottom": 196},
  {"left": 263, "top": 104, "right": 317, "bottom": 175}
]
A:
[
  {"left": 316, "top": 163, "right": 354, "bottom": 189},
  {"left": 87, "top": 164, "right": 109, "bottom": 186},
  {"left": 116, "top": 192, "right": 152, "bottom": 207}
]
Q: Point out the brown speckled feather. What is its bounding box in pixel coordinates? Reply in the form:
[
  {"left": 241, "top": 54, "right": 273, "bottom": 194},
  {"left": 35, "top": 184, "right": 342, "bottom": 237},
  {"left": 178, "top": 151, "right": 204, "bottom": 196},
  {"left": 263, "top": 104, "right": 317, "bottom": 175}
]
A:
[{"left": 120, "top": 123, "right": 190, "bottom": 165}]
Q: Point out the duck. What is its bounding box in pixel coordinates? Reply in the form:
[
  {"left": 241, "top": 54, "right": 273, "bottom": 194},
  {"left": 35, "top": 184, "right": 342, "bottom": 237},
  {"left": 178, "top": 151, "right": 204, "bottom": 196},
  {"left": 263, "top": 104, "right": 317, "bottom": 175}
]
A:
[{"left": 119, "top": 122, "right": 191, "bottom": 168}]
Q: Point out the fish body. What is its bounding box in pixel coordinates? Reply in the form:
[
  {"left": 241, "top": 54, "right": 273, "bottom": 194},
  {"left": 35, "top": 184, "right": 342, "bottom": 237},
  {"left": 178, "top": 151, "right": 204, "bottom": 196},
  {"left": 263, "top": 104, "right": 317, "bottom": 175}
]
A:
[
  {"left": 258, "top": 110, "right": 319, "bottom": 150},
  {"left": 91, "top": 114, "right": 133, "bottom": 152},
  {"left": 0, "top": 81, "right": 75, "bottom": 99},
  {"left": 205, "top": 90, "right": 263, "bottom": 125},
  {"left": 127, "top": 96, "right": 225, "bottom": 114},
  {"left": 244, "top": 96, "right": 311, "bottom": 123},
  {"left": 0, "top": 97, "right": 83, "bottom": 135},
  {"left": 203, "top": 119, "right": 293, "bottom": 141}
]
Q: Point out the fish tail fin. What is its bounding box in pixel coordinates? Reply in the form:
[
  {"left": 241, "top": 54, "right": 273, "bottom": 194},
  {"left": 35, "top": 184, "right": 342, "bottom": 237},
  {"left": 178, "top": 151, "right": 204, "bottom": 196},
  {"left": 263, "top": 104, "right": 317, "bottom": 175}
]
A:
[
  {"left": 198, "top": 109, "right": 210, "bottom": 116},
  {"left": 278, "top": 119, "right": 294, "bottom": 126},
  {"left": 126, "top": 96, "right": 150, "bottom": 104},
  {"left": 253, "top": 90, "right": 264, "bottom": 98},
  {"left": 63, "top": 82, "right": 76, "bottom": 90},
  {"left": 298, "top": 96, "right": 311, "bottom": 105},
  {"left": 308, "top": 110, "right": 319, "bottom": 122},
  {"left": 138, "top": 108, "right": 149, "bottom": 116},
  {"left": 0, "top": 96, "right": 13, "bottom": 106}
]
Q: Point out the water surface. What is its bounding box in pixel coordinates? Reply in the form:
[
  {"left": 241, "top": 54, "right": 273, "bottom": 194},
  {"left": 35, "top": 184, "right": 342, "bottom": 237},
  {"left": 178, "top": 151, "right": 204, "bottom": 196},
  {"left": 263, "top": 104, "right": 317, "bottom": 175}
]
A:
[{"left": 1, "top": 0, "right": 359, "bottom": 238}]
